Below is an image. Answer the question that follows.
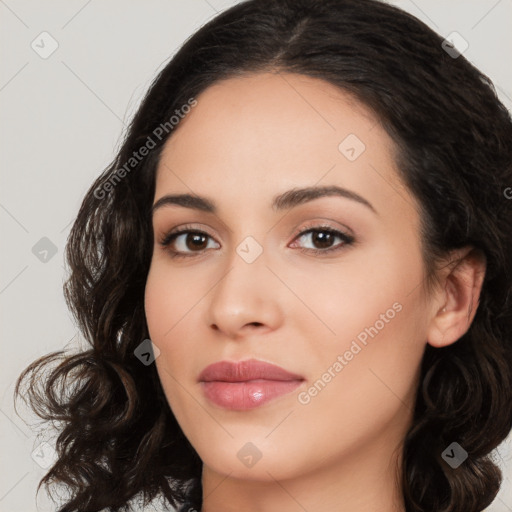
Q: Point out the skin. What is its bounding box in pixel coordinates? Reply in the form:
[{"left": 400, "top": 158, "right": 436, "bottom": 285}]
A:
[{"left": 144, "top": 71, "right": 485, "bottom": 512}]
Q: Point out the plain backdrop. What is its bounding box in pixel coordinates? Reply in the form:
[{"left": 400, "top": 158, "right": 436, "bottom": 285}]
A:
[{"left": 1, "top": 1, "right": 511, "bottom": 511}]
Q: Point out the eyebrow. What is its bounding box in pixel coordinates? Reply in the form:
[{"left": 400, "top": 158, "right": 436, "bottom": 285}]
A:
[{"left": 151, "top": 185, "right": 377, "bottom": 216}]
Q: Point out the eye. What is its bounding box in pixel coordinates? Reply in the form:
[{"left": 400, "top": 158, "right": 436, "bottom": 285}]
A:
[
  {"left": 158, "top": 224, "right": 354, "bottom": 259},
  {"left": 158, "top": 224, "right": 219, "bottom": 259},
  {"left": 290, "top": 225, "right": 354, "bottom": 255}
]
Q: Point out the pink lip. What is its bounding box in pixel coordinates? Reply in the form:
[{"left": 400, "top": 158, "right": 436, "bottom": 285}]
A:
[{"left": 198, "top": 359, "right": 305, "bottom": 410}]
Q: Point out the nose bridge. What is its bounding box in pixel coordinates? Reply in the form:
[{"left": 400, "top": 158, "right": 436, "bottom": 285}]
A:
[
  {"left": 222, "top": 209, "right": 272, "bottom": 275},
  {"left": 206, "top": 232, "right": 281, "bottom": 335},
  {"left": 216, "top": 233, "right": 269, "bottom": 303}
]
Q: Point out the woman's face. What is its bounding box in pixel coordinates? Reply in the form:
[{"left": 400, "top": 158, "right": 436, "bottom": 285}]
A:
[{"left": 145, "top": 71, "right": 434, "bottom": 483}]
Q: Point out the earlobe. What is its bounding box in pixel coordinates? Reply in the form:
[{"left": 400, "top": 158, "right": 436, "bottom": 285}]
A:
[{"left": 427, "top": 247, "right": 486, "bottom": 348}]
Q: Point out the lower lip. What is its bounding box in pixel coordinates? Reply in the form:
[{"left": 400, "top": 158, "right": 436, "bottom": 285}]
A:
[{"left": 201, "top": 379, "right": 303, "bottom": 410}]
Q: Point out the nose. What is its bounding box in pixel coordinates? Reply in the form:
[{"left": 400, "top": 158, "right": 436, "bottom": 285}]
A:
[{"left": 206, "top": 249, "right": 283, "bottom": 340}]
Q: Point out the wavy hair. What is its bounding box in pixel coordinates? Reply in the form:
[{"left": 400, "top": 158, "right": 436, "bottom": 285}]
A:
[{"left": 15, "top": 0, "right": 512, "bottom": 510}]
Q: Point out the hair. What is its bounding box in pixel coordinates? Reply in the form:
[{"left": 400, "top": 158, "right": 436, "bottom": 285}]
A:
[{"left": 14, "top": 0, "right": 512, "bottom": 511}]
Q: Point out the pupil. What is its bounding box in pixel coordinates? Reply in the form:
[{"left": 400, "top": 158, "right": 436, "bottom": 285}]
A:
[
  {"left": 188, "top": 233, "right": 207, "bottom": 250},
  {"left": 314, "top": 231, "right": 332, "bottom": 248}
]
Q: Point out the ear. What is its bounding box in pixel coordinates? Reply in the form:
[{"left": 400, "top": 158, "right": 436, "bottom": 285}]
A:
[{"left": 427, "top": 246, "right": 486, "bottom": 348}]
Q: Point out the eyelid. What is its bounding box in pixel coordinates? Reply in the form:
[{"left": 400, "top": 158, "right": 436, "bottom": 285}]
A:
[
  {"left": 158, "top": 223, "right": 216, "bottom": 246},
  {"left": 293, "top": 218, "right": 355, "bottom": 238}
]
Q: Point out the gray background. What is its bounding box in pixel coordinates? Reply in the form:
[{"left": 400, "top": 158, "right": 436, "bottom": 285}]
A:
[{"left": 1, "top": 1, "right": 511, "bottom": 511}]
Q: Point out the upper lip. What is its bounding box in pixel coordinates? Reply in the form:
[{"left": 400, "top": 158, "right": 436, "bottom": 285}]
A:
[{"left": 198, "top": 359, "right": 304, "bottom": 383}]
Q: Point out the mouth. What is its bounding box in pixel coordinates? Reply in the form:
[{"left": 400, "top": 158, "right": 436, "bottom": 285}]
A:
[{"left": 198, "top": 359, "right": 305, "bottom": 410}]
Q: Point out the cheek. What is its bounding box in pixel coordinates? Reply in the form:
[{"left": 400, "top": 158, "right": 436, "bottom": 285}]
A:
[
  {"left": 289, "top": 241, "right": 428, "bottom": 416},
  {"left": 144, "top": 262, "right": 207, "bottom": 404},
  {"left": 289, "top": 290, "right": 426, "bottom": 466},
  {"left": 285, "top": 235, "right": 426, "bottom": 351},
  {"left": 144, "top": 260, "right": 205, "bottom": 342}
]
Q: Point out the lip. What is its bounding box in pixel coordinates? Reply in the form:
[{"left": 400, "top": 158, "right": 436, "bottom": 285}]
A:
[{"left": 198, "top": 359, "right": 305, "bottom": 410}]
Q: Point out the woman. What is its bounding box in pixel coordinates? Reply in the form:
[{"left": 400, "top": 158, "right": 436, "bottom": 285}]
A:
[{"left": 15, "top": 0, "right": 512, "bottom": 511}]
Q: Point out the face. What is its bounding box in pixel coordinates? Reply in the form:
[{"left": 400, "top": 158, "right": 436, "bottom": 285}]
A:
[{"left": 144, "top": 71, "right": 433, "bottom": 483}]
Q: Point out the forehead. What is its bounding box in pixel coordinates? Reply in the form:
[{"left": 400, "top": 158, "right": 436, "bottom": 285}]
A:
[
  {"left": 159, "top": 71, "right": 380, "bottom": 169},
  {"left": 154, "top": 71, "right": 415, "bottom": 221}
]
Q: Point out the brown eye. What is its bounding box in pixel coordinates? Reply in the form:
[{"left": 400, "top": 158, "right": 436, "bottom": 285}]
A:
[
  {"left": 309, "top": 230, "right": 336, "bottom": 249},
  {"left": 181, "top": 232, "right": 209, "bottom": 251},
  {"left": 160, "top": 227, "right": 220, "bottom": 258},
  {"left": 291, "top": 226, "right": 354, "bottom": 255}
]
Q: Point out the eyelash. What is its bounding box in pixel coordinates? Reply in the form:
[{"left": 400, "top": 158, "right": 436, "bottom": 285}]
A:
[{"left": 158, "top": 223, "right": 355, "bottom": 259}]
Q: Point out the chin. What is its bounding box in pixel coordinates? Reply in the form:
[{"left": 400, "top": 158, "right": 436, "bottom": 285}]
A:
[{"left": 193, "top": 433, "right": 312, "bottom": 481}]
